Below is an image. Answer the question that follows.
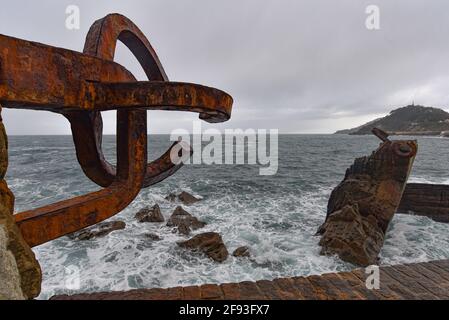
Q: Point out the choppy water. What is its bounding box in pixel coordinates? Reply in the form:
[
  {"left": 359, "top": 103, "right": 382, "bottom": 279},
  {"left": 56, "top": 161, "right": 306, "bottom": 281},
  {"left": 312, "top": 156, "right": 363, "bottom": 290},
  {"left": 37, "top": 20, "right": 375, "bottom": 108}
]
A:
[{"left": 6, "top": 134, "right": 449, "bottom": 299}]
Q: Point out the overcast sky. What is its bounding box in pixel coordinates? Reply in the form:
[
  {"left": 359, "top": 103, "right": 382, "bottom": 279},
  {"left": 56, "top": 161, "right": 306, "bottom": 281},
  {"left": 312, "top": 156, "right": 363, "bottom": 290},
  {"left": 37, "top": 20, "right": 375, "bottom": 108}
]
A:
[{"left": 1, "top": 0, "right": 449, "bottom": 134}]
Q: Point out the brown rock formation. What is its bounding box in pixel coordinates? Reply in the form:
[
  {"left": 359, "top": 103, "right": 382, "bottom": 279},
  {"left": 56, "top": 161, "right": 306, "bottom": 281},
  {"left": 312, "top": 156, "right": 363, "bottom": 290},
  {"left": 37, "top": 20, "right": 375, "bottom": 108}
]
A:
[
  {"left": 178, "top": 191, "right": 201, "bottom": 205},
  {"left": 177, "top": 232, "right": 228, "bottom": 262},
  {"left": 135, "top": 204, "right": 164, "bottom": 223},
  {"left": 0, "top": 108, "right": 42, "bottom": 299},
  {"left": 317, "top": 129, "right": 417, "bottom": 266},
  {"left": 0, "top": 225, "right": 25, "bottom": 300},
  {"left": 165, "top": 193, "right": 177, "bottom": 202},
  {"left": 166, "top": 206, "right": 206, "bottom": 235},
  {"left": 398, "top": 183, "right": 449, "bottom": 223},
  {"left": 165, "top": 191, "right": 201, "bottom": 205},
  {"left": 144, "top": 233, "right": 162, "bottom": 241},
  {"left": 68, "top": 220, "right": 126, "bottom": 241},
  {"left": 232, "top": 246, "right": 251, "bottom": 258},
  {"left": 0, "top": 111, "right": 7, "bottom": 179}
]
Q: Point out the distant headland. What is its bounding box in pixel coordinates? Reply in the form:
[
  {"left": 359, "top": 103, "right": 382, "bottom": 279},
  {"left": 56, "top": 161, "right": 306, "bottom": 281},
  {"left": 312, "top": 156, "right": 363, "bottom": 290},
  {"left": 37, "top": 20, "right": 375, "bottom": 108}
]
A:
[{"left": 335, "top": 105, "right": 449, "bottom": 136}]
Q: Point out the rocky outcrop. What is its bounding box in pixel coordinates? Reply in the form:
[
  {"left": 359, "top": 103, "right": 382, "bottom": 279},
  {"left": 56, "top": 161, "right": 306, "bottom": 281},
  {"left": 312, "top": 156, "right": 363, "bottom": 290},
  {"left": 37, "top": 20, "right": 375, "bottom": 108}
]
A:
[
  {"left": 0, "top": 111, "right": 7, "bottom": 180},
  {"left": 0, "top": 109, "right": 42, "bottom": 299},
  {"left": 68, "top": 220, "right": 126, "bottom": 241},
  {"left": 0, "top": 225, "right": 24, "bottom": 300},
  {"left": 232, "top": 246, "right": 251, "bottom": 258},
  {"left": 0, "top": 207, "right": 42, "bottom": 299},
  {"left": 135, "top": 204, "right": 164, "bottom": 223},
  {"left": 177, "top": 232, "right": 228, "bottom": 262},
  {"left": 317, "top": 129, "right": 417, "bottom": 266},
  {"left": 166, "top": 206, "right": 206, "bottom": 235},
  {"left": 318, "top": 205, "right": 384, "bottom": 266},
  {"left": 165, "top": 191, "right": 201, "bottom": 205},
  {"left": 398, "top": 183, "right": 449, "bottom": 223}
]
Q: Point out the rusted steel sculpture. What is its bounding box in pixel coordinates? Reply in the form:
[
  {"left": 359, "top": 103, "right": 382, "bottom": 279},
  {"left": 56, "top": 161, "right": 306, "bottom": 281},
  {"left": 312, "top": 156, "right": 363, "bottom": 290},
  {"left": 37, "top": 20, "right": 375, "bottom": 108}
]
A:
[
  {"left": 0, "top": 14, "right": 233, "bottom": 248},
  {"left": 317, "top": 128, "right": 417, "bottom": 266}
]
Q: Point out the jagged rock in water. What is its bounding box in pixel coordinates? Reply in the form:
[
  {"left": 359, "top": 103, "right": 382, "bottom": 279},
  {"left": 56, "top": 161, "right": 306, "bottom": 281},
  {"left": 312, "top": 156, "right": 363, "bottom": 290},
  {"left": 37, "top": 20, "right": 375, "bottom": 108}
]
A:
[
  {"left": 232, "top": 246, "right": 251, "bottom": 258},
  {"left": 135, "top": 204, "right": 164, "bottom": 223},
  {"left": 0, "top": 112, "right": 7, "bottom": 179},
  {"left": 165, "top": 191, "right": 201, "bottom": 205},
  {"left": 0, "top": 113, "right": 42, "bottom": 299},
  {"left": 68, "top": 221, "right": 126, "bottom": 241},
  {"left": 178, "top": 191, "right": 201, "bottom": 205},
  {"left": 165, "top": 193, "right": 177, "bottom": 202},
  {"left": 166, "top": 206, "right": 206, "bottom": 235},
  {"left": 144, "top": 233, "right": 162, "bottom": 241},
  {"left": 317, "top": 205, "right": 384, "bottom": 266},
  {"left": 398, "top": 183, "right": 449, "bottom": 223},
  {"left": 177, "top": 232, "right": 229, "bottom": 262},
  {"left": 317, "top": 130, "right": 417, "bottom": 266}
]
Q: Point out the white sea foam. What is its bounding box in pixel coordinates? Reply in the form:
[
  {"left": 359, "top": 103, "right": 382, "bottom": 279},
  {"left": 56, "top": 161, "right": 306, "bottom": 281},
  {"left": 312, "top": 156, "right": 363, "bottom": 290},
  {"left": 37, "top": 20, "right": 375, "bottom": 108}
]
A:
[
  {"left": 31, "top": 179, "right": 449, "bottom": 300},
  {"left": 6, "top": 135, "right": 449, "bottom": 299}
]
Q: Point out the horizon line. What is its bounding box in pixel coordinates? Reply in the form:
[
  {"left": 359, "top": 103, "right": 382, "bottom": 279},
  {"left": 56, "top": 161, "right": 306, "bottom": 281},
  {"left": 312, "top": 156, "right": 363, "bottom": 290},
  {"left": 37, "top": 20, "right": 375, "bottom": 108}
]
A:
[{"left": 6, "top": 132, "right": 337, "bottom": 136}]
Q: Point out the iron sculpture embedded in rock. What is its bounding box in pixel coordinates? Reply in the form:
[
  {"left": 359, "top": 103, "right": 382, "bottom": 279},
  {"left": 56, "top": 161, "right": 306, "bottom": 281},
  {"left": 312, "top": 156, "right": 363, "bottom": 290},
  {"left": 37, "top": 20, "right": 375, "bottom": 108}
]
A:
[{"left": 317, "top": 128, "right": 417, "bottom": 266}]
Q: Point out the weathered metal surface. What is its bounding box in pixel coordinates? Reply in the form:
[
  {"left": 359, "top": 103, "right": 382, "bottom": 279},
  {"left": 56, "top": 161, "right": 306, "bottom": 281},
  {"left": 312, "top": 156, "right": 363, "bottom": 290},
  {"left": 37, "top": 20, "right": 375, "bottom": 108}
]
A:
[
  {"left": 372, "top": 127, "right": 390, "bottom": 142},
  {"left": 0, "top": 13, "right": 233, "bottom": 247},
  {"left": 317, "top": 128, "right": 417, "bottom": 266}
]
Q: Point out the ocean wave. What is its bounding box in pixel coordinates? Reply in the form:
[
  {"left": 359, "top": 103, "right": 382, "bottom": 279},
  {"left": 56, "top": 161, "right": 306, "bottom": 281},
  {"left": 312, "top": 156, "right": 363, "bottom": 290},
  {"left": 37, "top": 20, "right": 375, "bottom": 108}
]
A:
[{"left": 4, "top": 135, "right": 449, "bottom": 299}]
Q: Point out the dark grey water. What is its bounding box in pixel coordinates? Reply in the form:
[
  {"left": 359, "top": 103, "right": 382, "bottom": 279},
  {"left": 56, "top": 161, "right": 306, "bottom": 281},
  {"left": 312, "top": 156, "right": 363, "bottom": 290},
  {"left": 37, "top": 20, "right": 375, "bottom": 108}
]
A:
[{"left": 6, "top": 134, "right": 449, "bottom": 299}]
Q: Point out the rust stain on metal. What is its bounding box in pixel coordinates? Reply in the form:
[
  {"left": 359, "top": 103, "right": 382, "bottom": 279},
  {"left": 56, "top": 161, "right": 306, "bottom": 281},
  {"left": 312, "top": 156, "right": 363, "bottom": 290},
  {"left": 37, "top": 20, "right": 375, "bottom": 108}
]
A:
[{"left": 0, "top": 14, "right": 233, "bottom": 247}]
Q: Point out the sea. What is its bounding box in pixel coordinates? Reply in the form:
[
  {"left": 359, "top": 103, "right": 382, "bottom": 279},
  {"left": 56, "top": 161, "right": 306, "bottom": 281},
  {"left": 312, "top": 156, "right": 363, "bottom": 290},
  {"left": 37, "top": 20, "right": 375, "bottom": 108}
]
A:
[{"left": 6, "top": 134, "right": 449, "bottom": 299}]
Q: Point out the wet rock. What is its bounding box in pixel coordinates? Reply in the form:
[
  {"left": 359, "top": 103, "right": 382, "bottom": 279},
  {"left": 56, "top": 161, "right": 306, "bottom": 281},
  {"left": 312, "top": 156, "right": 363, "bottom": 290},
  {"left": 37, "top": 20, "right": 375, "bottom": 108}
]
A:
[
  {"left": 232, "top": 246, "right": 251, "bottom": 258},
  {"left": 317, "top": 131, "right": 417, "bottom": 266},
  {"left": 165, "top": 191, "right": 201, "bottom": 205},
  {"left": 0, "top": 112, "right": 8, "bottom": 179},
  {"left": 398, "top": 183, "right": 449, "bottom": 223},
  {"left": 177, "top": 232, "right": 229, "bottom": 262},
  {"left": 166, "top": 206, "right": 206, "bottom": 235},
  {"left": 318, "top": 205, "right": 384, "bottom": 266},
  {"left": 68, "top": 221, "right": 126, "bottom": 241},
  {"left": 0, "top": 186, "right": 41, "bottom": 300},
  {"left": 176, "top": 223, "right": 191, "bottom": 236},
  {"left": 0, "top": 225, "right": 25, "bottom": 300},
  {"left": 0, "top": 114, "right": 42, "bottom": 299},
  {"left": 135, "top": 204, "right": 164, "bottom": 223},
  {"left": 144, "top": 233, "right": 162, "bottom": 241},
  {"left": 165, "top": 193, "right": 177, "bottom": 202},
  {"left": 178, "top": 191, "right": 201, "bottom": 205}
]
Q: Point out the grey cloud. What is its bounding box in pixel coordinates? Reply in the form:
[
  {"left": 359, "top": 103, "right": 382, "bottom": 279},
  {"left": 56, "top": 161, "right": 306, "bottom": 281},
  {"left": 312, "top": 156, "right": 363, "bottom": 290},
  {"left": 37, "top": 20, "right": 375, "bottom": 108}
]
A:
[{"left": 1, "top": 0, "right": 449, "bottom": 134}]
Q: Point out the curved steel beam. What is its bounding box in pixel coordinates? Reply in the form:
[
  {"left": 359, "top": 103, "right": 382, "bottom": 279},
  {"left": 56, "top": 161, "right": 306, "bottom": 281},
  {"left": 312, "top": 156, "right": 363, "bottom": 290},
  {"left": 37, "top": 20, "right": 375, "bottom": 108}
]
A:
[
  {"left": 15, "top": 110, "right": 147, "bottom": 247},
  {"left": 0, "top": 13, "right": 234, "bottom": 247},
  {"left": 66, "top": 14, "right": 195, "bottom": 188}
]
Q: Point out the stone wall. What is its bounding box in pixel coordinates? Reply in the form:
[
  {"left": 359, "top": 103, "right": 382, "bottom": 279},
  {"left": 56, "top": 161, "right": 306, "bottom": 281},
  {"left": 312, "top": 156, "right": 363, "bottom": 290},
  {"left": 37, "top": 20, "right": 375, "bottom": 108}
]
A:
[{"left": 398, "top": 183, "right": 449, "bottom": 223}]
